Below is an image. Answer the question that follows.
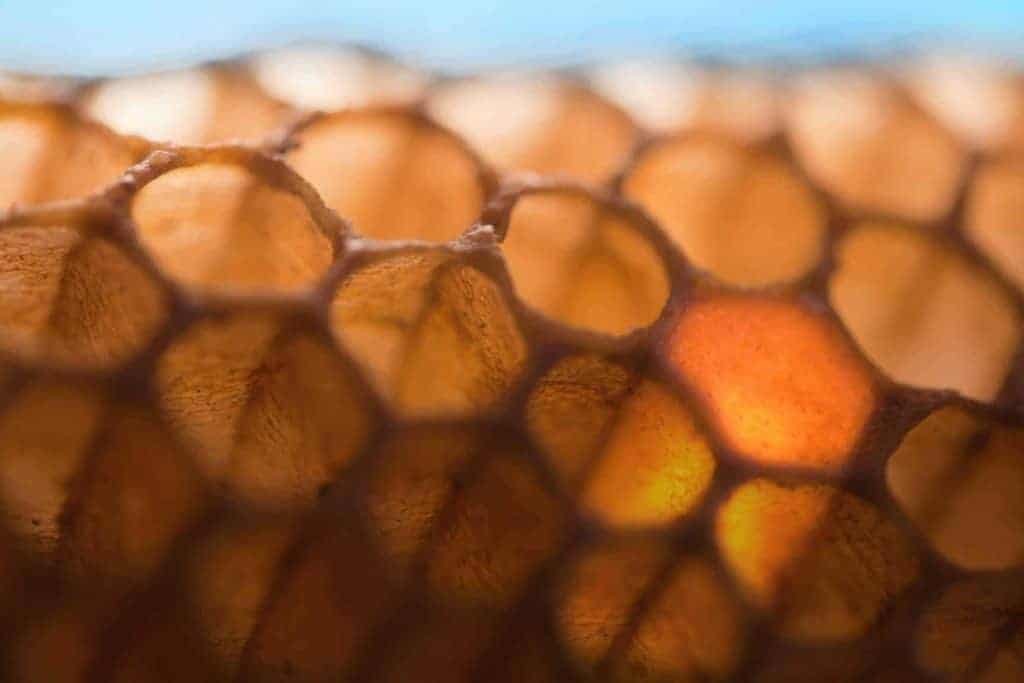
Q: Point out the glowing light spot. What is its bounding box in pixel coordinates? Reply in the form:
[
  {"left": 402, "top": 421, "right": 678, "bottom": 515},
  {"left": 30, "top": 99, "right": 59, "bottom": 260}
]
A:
[
  {"left": 582, "top": 380, "right": 715, "bottom": 529},
  {"left": 669, "top": 295, "right": 876, "bottom": 471}
]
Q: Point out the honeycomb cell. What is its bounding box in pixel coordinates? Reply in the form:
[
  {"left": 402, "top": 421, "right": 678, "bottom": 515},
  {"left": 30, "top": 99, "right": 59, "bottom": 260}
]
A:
[
  {"left": 360, "top": 425, "right": 483, "bottom": 579},
  {"left": 966, "top": 158, "right": 1024, "bottom": 292},
  {"left": 501, "top": 189, "right": 671, "bottom": 335},
  {"left": 285, "top": 110, "right": 488, "bottom": 241},
  {"left": 787, "top": 71, "right": 965, "bottom": 221},
  {"left": 556, "top": 539, "right": 744, "bottom": 681},
  {"left": 0, "top": 216, "right": 168, "bottom": 368},
  {"left": 525, "top": 353, "right": 635, "bottom": 484},
  {"left": 687, "top": 71, "right": 781, "bottom": 143},
  {"left": 427, "top": 74, "right": 638, "bottom": 183},
  {"left": 607, "top": 557, "right": 742, "bottom": 681},
  {"left": 331, "top": 249, "right": 528, "bottom": 418},
  {"left": 830, "top": 222, "right": 1021, "bottom": 402},
  {"left": 237, "top": 513, "right": 395, "bottom": 683},
  {"left": 60, "top": 403, "right": 205, "bottom": 593},
  {"left": 906, "top": 54, "right": 1024, "bottom": 152},
  {"left": 580, "top": 379, "right": 714, "bottom": 529},
  {"left": 556, "top": 539, "right": 670, "bottom": 673},
  {"left": 0, "top": 380, "right": 104, "bottom": 563},
  {"left": 668, "top": 294, "right": 877, "bottom": 471},
  {"left": 426, "top": 450, "right": 568, "bottom": 609},
  {"left": 887, "top": 406, "right": 1024, "bottom": 571},
  {"left": 589, "top": 62, "right": 780, "bottom": 142},
  {"left": 0, "top": 102, "right": 143, "bottom": 208},
  {"left": 156, "top": 312, "right": 374, "bottom": 508},
  {"left": 248, "top": 45, "right": 428, "bottom": 111},
  {"left": 83, "top": 67, "right": 288, "bottom": 144},
  {"left": 915, "top": 575, "right": 1024, "bottom": 680},
  {"left": 184, "top": 518, "right": 299, "bottom": 678},
  {"left": 716, "top": 479, "right": 918, "bottom": 642},
  {"left": 131, "top": 157, "right": 336, "bottom": 295},
  {"left": 622, "top": 136, "right": 825, "bottom": 287},
  {"left": 588, "top": 60, "right": 704, "bottom": 134}
]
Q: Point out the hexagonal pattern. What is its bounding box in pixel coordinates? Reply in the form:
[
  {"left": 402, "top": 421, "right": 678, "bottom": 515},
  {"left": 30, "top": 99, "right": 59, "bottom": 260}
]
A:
[{"left": 0, "top": 46, "right": 1023, "bottom": 682}]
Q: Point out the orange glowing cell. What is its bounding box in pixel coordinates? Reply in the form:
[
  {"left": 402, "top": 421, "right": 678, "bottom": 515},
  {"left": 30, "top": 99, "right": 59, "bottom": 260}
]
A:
[{"left": 668, "top": 295, "right": 876, "bottom": 470}]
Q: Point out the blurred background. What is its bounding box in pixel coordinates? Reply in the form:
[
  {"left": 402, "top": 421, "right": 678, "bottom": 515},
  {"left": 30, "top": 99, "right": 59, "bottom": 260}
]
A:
[{"left": 2, "top": 0, "right": 1024, "bottom": 75}]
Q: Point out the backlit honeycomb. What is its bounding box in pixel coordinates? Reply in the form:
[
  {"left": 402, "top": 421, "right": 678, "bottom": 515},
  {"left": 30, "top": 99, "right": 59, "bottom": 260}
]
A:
[{"left": 1, "top": 46, "right": 1024, "bottom": 682}]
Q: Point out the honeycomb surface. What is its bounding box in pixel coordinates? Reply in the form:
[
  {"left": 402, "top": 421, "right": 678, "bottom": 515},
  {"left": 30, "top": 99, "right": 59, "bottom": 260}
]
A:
[{"left": 1, "top": 46, "right": 1023, "bottom": 682}]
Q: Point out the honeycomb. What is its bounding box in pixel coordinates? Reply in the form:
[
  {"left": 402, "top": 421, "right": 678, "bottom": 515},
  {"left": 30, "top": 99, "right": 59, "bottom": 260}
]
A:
[{"left": 1, "top": 46, "right": 1023, "bottom": 682}]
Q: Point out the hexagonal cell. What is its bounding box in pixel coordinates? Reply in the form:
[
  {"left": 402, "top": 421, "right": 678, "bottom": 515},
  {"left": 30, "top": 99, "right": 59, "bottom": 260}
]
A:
[
  {"left": 0, "top": 102, "right": 142, "bottom": 208},
  {"left": 887, "top": 406, "right": 1024, "bottom": 571},
  {"left": 235, "top": 512, "right": 395, "bottom": 683},
  {"left": 360, "top": 425, "right": 483, "bottom": 580},
  {"left": 426, "top": 74, "right": 638, "bottom": 183},
  {"left": 668, "top": 293, "right": 877, "bottom": 471},
  {"left": 248, "top": 45, "right": 428, "bottom": 112},
  {"left": 82, "top": 67, "right": 288, "bottom": 144},
  {"left": 786, "top": 71, "right": 965, "bottom": 222},
  {"left": 555, "top": 539, "right": 667, "bottom": 674},
  {"left": 580, "top": 380, "right": 714, "bottom": 529},
  {"left": 555, "top": 539, "right": 744, "bottom": 682},
  {"left": 715, "top": 479, "right": 918, "bottom": 642},
  {"left": 966, "top": 157, "right": 1024, "bottom": 293},
  {"left": 915, "top": 575, "right": 1024, "bottom": 680},
  {"left": 905, "top": 54, "right": 1024, "bottom": 152},
  {"left": 687, "top": 71, "right": 781, "bottom": 143},
  {"left": 589, "top": 62, "right": 780, "bottom": 141},
  {"left": 525, "top": 354, "right": 714, "bottom": 529},
  {"left": 525, "top": 353, "right": 634, "bottom": 483},
  {"left": 424, "top": 448, "right": 568, "bottom": 609},
  {"left": 131, "top": 155, "right": 336, "bottom": 295},
  {"left": 330, "top": 248, "right": 528, "bottom": 418},
  {"left": 285, "top": 110, "right": 488, "bottom": 241},
  {"left": 63, "top": 404, "right": 204, "bottom": 592},
  {"left": 622, "top": 136, "right": 826, "bottom": 287},
  {"left": 587, "top": 60, "right": 704, "bottom": 134},
  {"left": 183, "top": 517, "right": 300, "bottom": 679},
  {"left": 0, "top": 379, "right": 105, "bottom": 565},
  {"left": 830, "top": 222, "right": 1021, "bottom": 402},
  {"left": 501, "top": 188, "right": 671, "bottom": 335},
  {"left": 0, "top": 216, "right": 168, "bottom": 368},
  {"left": 156, "top": 311, "right": 374, "bottom": 508}
]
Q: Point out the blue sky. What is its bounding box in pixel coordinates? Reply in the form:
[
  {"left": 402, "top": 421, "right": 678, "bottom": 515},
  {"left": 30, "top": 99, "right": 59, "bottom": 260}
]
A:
[{"left": 1, "top": 1, "right": 1023, "bottom": 75}]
